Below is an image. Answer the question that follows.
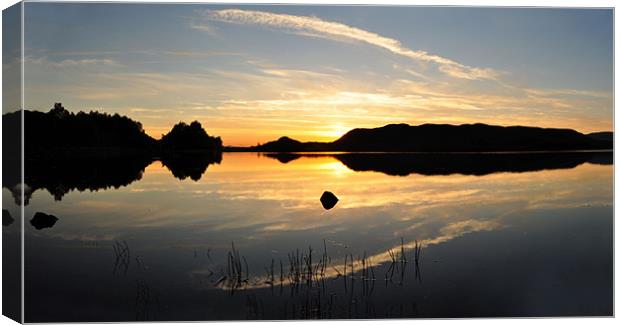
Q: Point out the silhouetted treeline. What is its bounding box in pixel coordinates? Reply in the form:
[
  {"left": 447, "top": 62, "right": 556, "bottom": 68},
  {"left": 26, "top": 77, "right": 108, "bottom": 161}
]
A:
[
  {"left": 1, "top": 103, "right": 224, "bottom": 205},
  {"left": 25, "top": 103, "right": 154, "bottom": 151},
  {"left": 264, "top": 151, "right": 612, "bottom": 177},
  {"left": 239, "top": 123, "right": 613, "bottom": 152},
  {"left": 2, "top": 103, "right": 222, "bottom": 155}
]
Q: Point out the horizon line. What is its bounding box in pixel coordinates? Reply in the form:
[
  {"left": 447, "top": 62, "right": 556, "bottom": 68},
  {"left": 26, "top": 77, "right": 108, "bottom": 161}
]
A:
[{"left": 5, "top": 106, "right": 613, "bottom": 147}]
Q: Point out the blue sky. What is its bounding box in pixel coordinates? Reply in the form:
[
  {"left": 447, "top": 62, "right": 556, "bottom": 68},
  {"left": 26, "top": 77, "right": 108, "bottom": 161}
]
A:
[{"left": 9, "top": 3, "right": 613, "bottom": 145}]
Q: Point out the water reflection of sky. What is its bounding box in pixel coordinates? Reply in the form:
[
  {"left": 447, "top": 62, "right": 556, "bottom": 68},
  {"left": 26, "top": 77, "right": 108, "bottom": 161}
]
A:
[
  {"left": 15, "top": 153, "right": 611, "bottom": 247},
  {"left": 4, "top": 153, "right": 612, "bottom": 320}
]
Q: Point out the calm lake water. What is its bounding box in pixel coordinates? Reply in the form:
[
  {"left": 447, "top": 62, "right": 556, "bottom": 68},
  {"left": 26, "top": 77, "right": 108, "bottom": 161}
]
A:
[{"left": 3, "top": 152, "right": 613, "bottom": 321}]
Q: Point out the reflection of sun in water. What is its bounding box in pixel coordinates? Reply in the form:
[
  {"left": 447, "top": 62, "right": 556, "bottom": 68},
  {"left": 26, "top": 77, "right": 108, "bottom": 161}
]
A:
[{"left": 319, "top": 161, "right": 351, "bottom": 177}]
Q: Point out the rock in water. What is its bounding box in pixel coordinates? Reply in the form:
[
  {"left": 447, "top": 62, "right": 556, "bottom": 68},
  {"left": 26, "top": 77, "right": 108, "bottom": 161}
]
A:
[
  {"left": 30, "top": 212, "right": 59, "bottom": 230},
  {"left": 320, "top": 191, "right": 339, "bottom": 210},
  {"left": 3, "top": 209, "right": 14, "bottom": 226}
]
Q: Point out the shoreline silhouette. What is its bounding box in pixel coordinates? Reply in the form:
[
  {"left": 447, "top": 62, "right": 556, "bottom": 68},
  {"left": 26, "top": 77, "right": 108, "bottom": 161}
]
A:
[
  {"left": 230, "top": 123, "right": 612, "bottom": 153},
  {"left": 3, "top": 104, "right": 613, "bottom": 156},
  {"left": 2, "top": 104, "right": 613, "bottom": 156},
  {"left": 1, "top": 150, "right": 610, "bottom": 205},
  {"left": 2, "top": 103, "right": 613, "bottom": 203}
]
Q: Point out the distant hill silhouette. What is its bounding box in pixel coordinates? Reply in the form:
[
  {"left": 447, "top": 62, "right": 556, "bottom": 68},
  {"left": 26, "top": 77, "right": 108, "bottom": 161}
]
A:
[
  {"left": 587, "top": 131, "right": 613, "bottom": 143},
  {"left": 240, "top": 123, "right": 612, "bottom": 152},
  {"left": 257, "top": 136, "right": 303, "bottom": 152},
  {"left": 243, "top": 136, "right": 328, "bottom": 152}
]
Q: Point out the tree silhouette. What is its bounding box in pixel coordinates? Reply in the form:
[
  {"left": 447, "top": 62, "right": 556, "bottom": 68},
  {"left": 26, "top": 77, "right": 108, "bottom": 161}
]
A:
[{"left": 159, "top": 120, "right": 222, "bottom": 151}]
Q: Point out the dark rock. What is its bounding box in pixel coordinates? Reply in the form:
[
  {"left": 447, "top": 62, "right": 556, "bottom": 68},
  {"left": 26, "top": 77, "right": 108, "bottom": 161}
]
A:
[
  {"left": 320, "top": 191, "right": 339, "bottom": 210},
  {"left": 30, "top": 212, "right": 59, "bottom": 230},
  {"left": 3, "top": 209, "right": 14, "bottom": 226}
]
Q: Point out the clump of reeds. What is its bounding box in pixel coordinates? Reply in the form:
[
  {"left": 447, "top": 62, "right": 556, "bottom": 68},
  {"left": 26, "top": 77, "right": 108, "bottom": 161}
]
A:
[
  {"left": 217, "top": 242, "right": 250, "bottom": 292},
  {"left": 222, "top": 237, "right": 428, "bottom": 319},
  {"left": 279, "top": 242, "right": 332, "bottom": 294},
  {"left": 413, "top": 240, "right": 422, "bottom": 264},
  {"left": 113, "top": 240, "right": 130, "bottom": 275},
  {"left": 264, "top": 258, "right": 275, "bottom": 286},
  {"left": 385, "top": 238, "right": 408, "bottom": 284},
  {"left": 414, "top": 240, "right": 422, "bottom": 283},
  {"left": 360, "top": 251, "right": 376, "bottom": 296},
  {"left": 288, "top": 248, "right": 302, "bottom": 285}
]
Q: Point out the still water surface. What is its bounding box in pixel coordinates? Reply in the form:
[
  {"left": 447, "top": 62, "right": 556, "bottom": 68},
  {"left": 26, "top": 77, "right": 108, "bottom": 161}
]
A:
[{"left": 3, "top": 152, "right": 613, "bottom": 321}]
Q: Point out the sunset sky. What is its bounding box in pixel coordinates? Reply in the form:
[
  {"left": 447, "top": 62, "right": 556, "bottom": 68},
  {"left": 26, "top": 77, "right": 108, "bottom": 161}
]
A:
[{"left": 8, "top": 3, "right": 613, "bottom": 146}]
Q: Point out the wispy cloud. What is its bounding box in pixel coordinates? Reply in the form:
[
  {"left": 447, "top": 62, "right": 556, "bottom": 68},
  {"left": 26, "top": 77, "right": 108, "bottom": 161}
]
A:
[
  {"left": 189, "top": 21, "right": 218, "bottom": 36},
  {"left": 523, "top": 87, "right": 611, "bottom": 99},
  {"left": 24, "top": 52, "right": 611, "bottom": 144},
  {"left": 26, "top": 56, "right": 119, "bottom": 67},
  {"left": 52, "top": 58, "right": 118, "bottom": 67},
  {"left": 194, "top": 9, "right": 500, "bottom": 80}
]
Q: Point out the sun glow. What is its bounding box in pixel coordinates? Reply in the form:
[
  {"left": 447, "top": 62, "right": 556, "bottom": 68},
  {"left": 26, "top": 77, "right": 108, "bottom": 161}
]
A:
[
  {"left": 324, "top": 123, "right": 350, "bottom": 139},
  {"left": 317, "top": 161, "right": 352, "bottom": 177},
  {"left": 20, "top": 7, "right": 612, "bottom": 147}
]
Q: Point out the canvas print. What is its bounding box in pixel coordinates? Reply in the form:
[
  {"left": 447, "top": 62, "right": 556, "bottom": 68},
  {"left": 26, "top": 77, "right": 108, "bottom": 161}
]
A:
[{"left": 1, "top": 2, "right": 614, "bottom": 322}]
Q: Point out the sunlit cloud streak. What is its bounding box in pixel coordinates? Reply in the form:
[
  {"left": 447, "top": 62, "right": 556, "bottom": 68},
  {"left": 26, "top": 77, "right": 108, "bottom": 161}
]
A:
[
  {"left": 25, "top": 56, "right": 119, "bottom": 67},
  {"left": 20, "top": 8, "right": 611, "bottom": 145},
  {"left": 196, "top": 9, "right": 500, "bottom": 80},
  {"left": 23, "top": 57, "right": 611, "bottom": 145}
]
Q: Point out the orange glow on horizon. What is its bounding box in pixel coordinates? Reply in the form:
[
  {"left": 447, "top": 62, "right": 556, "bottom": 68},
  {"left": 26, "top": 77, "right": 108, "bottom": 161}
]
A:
[{"left": 142, "top": 118, "right": 612, "bottom": 147}]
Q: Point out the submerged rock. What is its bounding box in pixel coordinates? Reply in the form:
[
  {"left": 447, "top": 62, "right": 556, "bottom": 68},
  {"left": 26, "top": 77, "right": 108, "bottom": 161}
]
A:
[
  {"left": 320, "top": 191, "right": 339, "bottom": 210},
  {"left": 30, "top": 212, "right": 59, "bottom": 230},
  {"left": 3, "top": 209, "right": 14, "bottom": 226}
]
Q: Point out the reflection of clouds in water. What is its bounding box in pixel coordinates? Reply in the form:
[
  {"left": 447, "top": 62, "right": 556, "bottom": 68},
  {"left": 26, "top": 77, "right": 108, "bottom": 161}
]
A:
[
  {"left": 33, "top": 156, "right": 611, "bottom": 228},
  {"left": 199, "top": 220, "right": 501, "bottom": 291},
  {"left": 25, "top": 154, "right": 611, "bottom": 281},
  {"left": 424, "top": 219, "right": 502, "bottom": 246},
  {"left": 184, "top": 156, "right": 611, "bottom": 290},
  {"left": 41, "top": 233, "right": 118, "bottom": 243}
]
